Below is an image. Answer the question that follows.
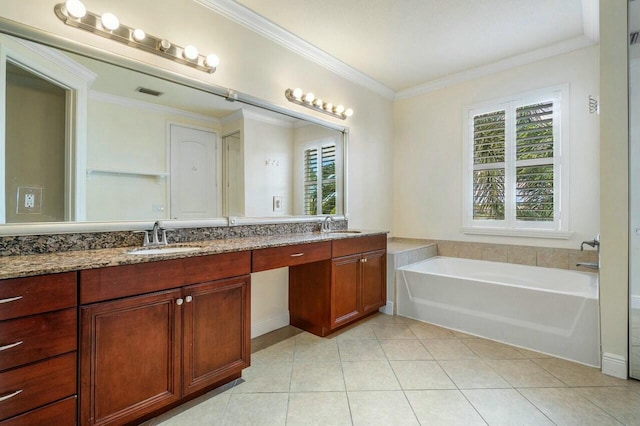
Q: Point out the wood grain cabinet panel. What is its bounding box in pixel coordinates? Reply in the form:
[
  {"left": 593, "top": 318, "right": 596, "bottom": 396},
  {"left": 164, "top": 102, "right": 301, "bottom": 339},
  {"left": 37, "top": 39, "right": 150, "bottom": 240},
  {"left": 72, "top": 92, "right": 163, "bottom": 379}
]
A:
[
  {"left": 252, "top": 242, "right": 331, "bottom": 272},
  {"left": 330, "top": 255, "right": 361, "bottom": 327},
  {"left": 0, "top": 396, "right": 76, "bottom": 426},
  {"left": 0, "top": 353, "right": 76, "bottom": 422},
  {"left": 360, "top": 250, "right": 387, "bottom": 314},
  {"left": 80, "top": 290, "right": 182, "bottom": 426},
  {"left": 182, "top": 276, "right": 250, "bottom": 396},
  {"left": 0, "top": 272, "right": 76, "bottom": 321},
  {"left": 0, "top": 308, "right": 76, "bottom": 371}
]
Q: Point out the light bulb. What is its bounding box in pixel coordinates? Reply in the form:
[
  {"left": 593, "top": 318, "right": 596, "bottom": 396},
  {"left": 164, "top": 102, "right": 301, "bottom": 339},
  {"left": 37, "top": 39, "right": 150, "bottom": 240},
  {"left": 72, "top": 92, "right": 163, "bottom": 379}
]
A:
[
  {"left": 313, "top": 98, "right": 323, "bottom": 107},
  {"left": 324, "top": 102, "right": 333, "bottom": 112},
  {"left": 205, "top": 54, "right": 219, "bottom": 68},
  {"left": 344, "top": 108, "right": 354, "bottom": 117},
  {"left": 101, "top": 13, "right": 119, "bottom": 31},
  {"left": 65, "top": 0, "right": 86, "bottom": 18},
  {"left": 183, "top": 45, "right": 199, "bottom": 61},
  {"left": 335, "top": 105, "right": 345, "bottom": 114},
  {"left": 303, "top": 92, "right": 315, "bottom": 104},
  {"left": 292, "top": 88, "right": 303, "bottom": 100},
  {"left": 132, "top": 29, "right": 146, "bottom": 41}
]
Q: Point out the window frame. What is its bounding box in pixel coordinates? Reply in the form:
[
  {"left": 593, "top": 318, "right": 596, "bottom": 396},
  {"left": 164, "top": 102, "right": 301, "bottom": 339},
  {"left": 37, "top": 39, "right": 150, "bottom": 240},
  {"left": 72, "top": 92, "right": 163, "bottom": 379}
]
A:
[{"left": 462, "top": 85, "right": 571, "bottom": 239}]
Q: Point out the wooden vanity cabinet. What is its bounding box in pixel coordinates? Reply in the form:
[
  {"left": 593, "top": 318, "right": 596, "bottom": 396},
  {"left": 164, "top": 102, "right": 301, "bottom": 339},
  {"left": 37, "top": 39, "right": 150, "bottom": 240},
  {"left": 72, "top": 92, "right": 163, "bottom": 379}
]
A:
[
  {"left": 79, "top": 252, "right": 251, "bottom": 426},
  {"left": 0, "top": 272, "right": 78, "bottom": 425},
  {"left": 290, "top": 235, "right": 387, "bottom": 336}
]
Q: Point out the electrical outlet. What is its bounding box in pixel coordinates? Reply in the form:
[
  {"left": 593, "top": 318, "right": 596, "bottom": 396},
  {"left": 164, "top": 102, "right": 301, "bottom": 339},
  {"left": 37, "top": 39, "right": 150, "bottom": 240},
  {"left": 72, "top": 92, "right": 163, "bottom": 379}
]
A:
[
  {"left": 273, "top": 196, "right": 283, "bottom": 212},
  {"left": 25, "top": 193, "right": 35, "bottom": 208}
]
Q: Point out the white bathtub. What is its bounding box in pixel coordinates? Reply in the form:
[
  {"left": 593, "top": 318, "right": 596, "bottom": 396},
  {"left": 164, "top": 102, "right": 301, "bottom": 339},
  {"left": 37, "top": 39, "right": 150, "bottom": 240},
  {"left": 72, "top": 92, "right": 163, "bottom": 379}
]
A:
[{"left": 396, "top": 256, "right": 600, "bottom": 367}]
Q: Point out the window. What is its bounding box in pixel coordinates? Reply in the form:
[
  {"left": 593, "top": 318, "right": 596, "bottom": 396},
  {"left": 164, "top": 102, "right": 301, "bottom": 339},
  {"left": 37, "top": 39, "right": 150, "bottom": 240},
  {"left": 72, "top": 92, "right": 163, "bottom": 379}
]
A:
[
  {"left": 303, "top": 143, "right": 337, "bottom": 215},
  {"left": 463, "top": 87, "right": 569, "bottom": 237}
]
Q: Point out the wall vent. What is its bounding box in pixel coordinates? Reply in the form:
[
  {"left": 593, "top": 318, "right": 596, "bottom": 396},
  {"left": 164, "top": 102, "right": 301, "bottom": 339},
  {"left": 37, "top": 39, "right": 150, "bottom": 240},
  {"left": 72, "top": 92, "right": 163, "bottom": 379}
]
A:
[{"left": 135, "top": 87, "right": 164, "bottom": 97}]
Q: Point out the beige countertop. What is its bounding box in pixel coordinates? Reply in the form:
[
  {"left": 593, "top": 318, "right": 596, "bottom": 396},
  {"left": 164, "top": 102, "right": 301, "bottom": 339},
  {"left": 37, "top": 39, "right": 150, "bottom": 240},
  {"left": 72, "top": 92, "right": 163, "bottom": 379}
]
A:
[{"left": 0, "top": 230, "right": 388, "bottom": 280}]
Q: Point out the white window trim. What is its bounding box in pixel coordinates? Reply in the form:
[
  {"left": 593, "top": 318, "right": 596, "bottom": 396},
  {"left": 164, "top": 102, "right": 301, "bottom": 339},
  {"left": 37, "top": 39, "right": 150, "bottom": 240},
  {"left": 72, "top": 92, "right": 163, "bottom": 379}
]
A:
[{"left": 461, "top": 85, "right": 571, "bottom": 239}]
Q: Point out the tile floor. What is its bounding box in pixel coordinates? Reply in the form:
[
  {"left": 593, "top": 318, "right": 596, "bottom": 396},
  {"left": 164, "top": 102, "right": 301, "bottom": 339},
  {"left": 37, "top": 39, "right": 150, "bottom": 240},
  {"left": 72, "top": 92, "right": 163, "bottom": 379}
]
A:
[{"left": 144, "top": 314, "right": 640, "bottom": 426}]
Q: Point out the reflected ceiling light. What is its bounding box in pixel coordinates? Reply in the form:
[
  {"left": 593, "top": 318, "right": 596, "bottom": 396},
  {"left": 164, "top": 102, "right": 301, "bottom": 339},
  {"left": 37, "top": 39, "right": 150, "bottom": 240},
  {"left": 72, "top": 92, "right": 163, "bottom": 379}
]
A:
[
  {"left": 132, "top": 28, "right": 146, "bottom": 41},
  {"left": 65, "top": 0, "right": 86, "bottom": 18},
  {"left": 54, "top": 2, "right": 219, "bottom": 74},
  {"left": 284, "top": 88, "right": 353, "bottom": 120},
  {"left": 101, "top": 12, "right": 119, "bottom": 31}
]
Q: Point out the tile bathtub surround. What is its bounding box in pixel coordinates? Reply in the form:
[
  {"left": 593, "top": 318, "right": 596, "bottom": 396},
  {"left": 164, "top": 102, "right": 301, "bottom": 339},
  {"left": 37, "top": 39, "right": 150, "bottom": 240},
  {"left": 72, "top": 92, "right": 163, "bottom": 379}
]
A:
[
  {"left": 0, "top": 220, "right": 348, "bottom": 256},
  {"left": 143, "top": 314, "right": 640, "bottom": 426},
  {"left": 432, "top": 239, "right": 599, "bottom": 272}
]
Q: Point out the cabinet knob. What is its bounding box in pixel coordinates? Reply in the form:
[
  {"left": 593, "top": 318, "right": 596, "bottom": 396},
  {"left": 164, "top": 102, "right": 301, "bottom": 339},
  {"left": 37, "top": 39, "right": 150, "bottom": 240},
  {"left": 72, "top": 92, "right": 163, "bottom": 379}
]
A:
[
  {"left": 361, "top": 258, "right": 368, "bottom": 263},
  {"left": 176, "top": 298, "right": 184, "bottom": 306},
  {"left": 185, "top": 295, "right": 193, "bottom": 303}
]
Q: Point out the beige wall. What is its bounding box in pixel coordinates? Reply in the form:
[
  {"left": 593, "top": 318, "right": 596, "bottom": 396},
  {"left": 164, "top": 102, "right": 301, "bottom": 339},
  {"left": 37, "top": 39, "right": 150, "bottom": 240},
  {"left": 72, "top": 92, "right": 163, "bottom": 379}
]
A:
[
  {"left": 393, "top": 46, "right": 600, "bottom": 249},
  {"left": 599, "top": 1, "right": 629, "bottom": 367}
]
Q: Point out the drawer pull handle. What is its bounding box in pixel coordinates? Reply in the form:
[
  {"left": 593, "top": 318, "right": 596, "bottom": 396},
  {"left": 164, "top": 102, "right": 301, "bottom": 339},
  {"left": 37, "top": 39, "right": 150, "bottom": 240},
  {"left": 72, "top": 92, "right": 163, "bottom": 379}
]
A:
[
  {"left": 0, "top": 390, "right": 22, "bottom": 402},
  {"left": 0, "top": 341, "right": 23, "bottom": 352},
  {"left": 0, "top": 296, "right": 23, "bottom": 305},
  {"left": 290, "top": 253, "right": 305, "bottom": 257},
  {"left": 185, "top": 296, "right": 193, "bottom": 303}
]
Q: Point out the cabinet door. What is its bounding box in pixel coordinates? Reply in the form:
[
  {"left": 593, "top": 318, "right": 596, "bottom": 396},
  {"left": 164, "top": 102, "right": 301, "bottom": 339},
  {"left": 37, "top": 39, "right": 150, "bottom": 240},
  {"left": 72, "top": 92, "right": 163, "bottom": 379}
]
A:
[
  {"left": 331, "top": 254, "right": 361, "bottom": 327},
  {"left": 182, "top": 276, "right": 250, "bottom": 396},
  {"left": 361, "top": 250, "right": 387, "bottom": 314},
  {"left": 80, "top": 290, "right": 182, "bottom": 426}
]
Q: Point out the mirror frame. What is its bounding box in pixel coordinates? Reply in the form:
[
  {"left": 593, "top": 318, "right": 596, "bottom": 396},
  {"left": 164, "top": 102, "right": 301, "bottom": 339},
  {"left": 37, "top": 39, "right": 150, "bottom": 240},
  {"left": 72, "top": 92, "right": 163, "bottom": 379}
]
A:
[{"left": 0, "top": 17, "right": 349, "bottom": 236}]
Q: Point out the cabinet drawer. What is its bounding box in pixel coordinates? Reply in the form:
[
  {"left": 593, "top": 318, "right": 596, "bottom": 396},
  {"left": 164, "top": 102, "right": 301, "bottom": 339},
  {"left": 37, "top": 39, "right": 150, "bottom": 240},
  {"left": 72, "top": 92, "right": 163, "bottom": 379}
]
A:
[
  {"left": 0, "top": 353, "right": 76, "bottom": 421},
  {"left": 252, "top": 242, "right": 331, "bottom": 272},
  {"left": 0, "top": 308, "right": 77, "bottom": 371},
  {"left": 0, "top": 273, "right": 77, "bottom": 321},
  {"left": 0, "top": 396, "right": 76, "bottom": 426},
  {"left": 80, "top": 251, "right": 251, "bottom": 303},
  {"left": 331, "top": 235, "right": 387, "bottom": 258}
]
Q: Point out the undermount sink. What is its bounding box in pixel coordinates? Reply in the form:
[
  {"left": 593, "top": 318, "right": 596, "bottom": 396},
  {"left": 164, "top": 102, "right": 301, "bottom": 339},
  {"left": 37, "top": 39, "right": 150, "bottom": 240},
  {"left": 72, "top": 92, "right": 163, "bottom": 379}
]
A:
[
  {"left": 329, "top": 230, "right": 362, "bottom": 234},
  {"left": 126, "top": 246, "right": 201, "bottom": 255}
]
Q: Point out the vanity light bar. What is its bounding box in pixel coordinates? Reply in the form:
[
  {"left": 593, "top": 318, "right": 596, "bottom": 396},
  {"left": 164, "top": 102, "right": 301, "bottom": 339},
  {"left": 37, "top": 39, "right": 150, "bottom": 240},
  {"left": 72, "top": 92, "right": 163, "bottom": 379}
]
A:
[
  {"left": 285, "top": 88, "right": 353, "bottom": 120},
  {"left": 54, "top": 1, "right": 219, "bottom": 74}
]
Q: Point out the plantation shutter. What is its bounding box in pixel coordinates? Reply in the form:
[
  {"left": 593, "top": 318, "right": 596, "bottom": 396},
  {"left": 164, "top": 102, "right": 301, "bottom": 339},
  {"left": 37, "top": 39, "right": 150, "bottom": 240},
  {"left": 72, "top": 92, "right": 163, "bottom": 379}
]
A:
[
  {"left": 472, "top": 110, "right": 506, "bottom": 220},
  {"left": 303, "top": 144, "right": 337, "bottom": 215},
  {"left": 303, "top": 148, "right": 318, "bottom": 215},
  {"left": 515, "top": 101, "right": 554, "bottom": 221}
]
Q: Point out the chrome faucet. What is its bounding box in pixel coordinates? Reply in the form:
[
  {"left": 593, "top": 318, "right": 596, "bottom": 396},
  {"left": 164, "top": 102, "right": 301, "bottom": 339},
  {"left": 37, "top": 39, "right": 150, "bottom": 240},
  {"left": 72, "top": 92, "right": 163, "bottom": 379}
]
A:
[
  {"left": 321, "top": 216, "right": 333, "bottom": 233},
  {"left": 140, "top": 221, "right": 168, "bottom": 246},
  {"left": 577, "top": 234, "right": 600, "bottom": 270}
]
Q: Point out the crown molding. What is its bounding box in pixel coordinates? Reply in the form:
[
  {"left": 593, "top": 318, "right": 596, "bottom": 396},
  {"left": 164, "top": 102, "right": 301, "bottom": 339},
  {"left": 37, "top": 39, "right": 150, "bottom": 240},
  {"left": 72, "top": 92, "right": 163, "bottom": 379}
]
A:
[
  {"left": 395, "top": 36, "right": 597, "bottom": 100},
  {"left": 14, "top": 38, "right": 98, "bottom": 84},
  {"left": 193, "top": 0, "right": 395, "bottom": 100},
  {"left": 89, "top": 90, "right": 221, "bottom": 124}
]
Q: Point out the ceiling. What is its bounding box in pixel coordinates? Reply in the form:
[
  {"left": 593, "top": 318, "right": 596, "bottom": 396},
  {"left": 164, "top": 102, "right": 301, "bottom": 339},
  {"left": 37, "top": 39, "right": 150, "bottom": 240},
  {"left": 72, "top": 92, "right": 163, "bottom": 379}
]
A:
[{"left": 197, "top": 0, "right": 599, "bottom": 100}]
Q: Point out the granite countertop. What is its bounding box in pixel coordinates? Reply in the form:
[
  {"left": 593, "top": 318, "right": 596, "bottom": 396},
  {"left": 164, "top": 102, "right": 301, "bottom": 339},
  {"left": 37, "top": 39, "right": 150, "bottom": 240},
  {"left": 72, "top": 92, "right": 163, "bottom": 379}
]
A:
[{"left": 0, "top": 230, "right": 388, "bottom": 280}]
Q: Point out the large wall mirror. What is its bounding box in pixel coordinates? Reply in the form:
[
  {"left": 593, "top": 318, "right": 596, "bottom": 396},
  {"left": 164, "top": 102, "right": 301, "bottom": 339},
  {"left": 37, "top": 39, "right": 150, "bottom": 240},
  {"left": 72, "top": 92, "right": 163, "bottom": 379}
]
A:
[{"left": 0, "top": 27, "right": 347, "bottom": 234}]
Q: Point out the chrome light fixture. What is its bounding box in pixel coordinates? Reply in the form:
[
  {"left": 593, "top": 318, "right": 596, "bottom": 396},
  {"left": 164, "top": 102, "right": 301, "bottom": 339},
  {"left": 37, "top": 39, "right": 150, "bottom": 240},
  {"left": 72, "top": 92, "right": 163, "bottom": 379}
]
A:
[
  {"left": 285, "top": 88, "right": 353, "bottom": 120},
  {"left": 54, "top": 1, "right": 219, "bottom": 74}
]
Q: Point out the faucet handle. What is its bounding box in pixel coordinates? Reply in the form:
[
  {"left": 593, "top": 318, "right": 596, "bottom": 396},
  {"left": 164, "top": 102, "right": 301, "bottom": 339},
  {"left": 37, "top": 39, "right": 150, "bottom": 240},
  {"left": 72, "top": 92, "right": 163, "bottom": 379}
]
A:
[{"left": 134, "top": 230, "right": 151, "bottom": 246}]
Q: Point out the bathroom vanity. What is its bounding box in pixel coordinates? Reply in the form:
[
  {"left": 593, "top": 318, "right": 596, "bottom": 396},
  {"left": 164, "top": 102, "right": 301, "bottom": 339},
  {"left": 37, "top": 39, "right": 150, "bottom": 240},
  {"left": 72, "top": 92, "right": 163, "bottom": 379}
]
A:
[{"left": 0, "top": 231, "right": 386, "bottom": 425}]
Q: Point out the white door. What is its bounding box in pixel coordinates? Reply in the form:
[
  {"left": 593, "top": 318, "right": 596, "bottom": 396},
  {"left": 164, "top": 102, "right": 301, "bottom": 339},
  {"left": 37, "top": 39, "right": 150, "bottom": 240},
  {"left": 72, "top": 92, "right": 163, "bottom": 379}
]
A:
[{"left": 170, "top": 125, "right": 220, "bottom": 219}]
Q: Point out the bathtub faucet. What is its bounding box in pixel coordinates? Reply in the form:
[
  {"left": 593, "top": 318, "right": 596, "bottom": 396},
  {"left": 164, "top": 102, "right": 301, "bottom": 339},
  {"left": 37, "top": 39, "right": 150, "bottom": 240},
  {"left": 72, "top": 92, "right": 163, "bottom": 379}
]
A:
[{"left": 580, "top": 234, "right": 600, "bottom": 253}]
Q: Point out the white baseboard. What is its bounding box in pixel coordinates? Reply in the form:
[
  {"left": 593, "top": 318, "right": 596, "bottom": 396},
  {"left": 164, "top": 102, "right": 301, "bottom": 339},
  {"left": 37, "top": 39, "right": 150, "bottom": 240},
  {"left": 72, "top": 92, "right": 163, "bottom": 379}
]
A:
[
  {"left": 251, "top": 312, "right": 290, "bottom": 339},
  {"left": 601, "top": 352, "right": 627, "bottom": 379},
  {"left": 379, "top": 301, "right": 393, "bottom": 315}
]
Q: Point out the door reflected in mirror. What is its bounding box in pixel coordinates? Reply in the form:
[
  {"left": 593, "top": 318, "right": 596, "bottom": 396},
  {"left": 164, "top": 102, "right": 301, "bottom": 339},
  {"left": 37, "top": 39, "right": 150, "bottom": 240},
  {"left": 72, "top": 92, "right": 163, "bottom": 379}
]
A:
[{"left": 0, "top": 33, "right": 345, "bottom": 226}]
